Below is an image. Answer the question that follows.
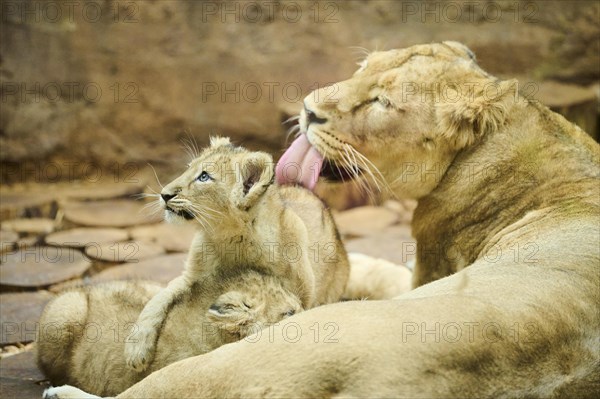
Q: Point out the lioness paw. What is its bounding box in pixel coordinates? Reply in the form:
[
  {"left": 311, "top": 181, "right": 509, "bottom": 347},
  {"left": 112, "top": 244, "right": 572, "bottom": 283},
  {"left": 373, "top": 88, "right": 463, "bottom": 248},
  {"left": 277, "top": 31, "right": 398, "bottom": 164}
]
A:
[
  {"left": 124, "top": 328, "right": 157, "bottom": 372},
  {"left": 43, "top": 385, "right": 101, "bottom": 399}
]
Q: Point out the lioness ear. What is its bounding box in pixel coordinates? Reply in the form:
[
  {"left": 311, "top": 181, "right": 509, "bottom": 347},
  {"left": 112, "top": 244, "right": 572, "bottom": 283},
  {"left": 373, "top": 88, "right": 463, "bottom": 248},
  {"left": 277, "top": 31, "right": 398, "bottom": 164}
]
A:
[
  {"left": 234, "top": 152, "right": 274, "bottom": 210},
  {"left": 436, "top": 79, "right": 518, "bottom": 150}
]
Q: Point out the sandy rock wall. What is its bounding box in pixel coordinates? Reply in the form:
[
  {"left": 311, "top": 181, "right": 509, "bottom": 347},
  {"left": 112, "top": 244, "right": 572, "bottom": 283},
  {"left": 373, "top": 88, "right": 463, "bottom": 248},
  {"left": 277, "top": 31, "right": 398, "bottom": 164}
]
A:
[{"left": 1, "top": 0, "right": 598, "bottom": 185}]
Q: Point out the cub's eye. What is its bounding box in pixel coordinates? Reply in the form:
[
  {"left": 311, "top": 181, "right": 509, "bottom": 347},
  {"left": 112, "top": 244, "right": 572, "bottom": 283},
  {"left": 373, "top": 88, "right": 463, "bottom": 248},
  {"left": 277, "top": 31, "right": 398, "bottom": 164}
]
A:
[
  {"left": 197, "top": 171, "right": 211, "bottom": 182},
  {"left": 377, "top": 96, "right": 392, "bottom": 108},
  {"left": 282, "top": 309, "right": 296, "bottom": 318}
]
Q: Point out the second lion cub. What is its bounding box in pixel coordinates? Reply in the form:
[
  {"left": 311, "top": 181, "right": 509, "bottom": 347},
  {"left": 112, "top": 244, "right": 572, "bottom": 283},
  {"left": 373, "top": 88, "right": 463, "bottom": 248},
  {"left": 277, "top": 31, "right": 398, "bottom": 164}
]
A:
[{"left": 125, "top": 137, "right": 349, "bottom": 371}]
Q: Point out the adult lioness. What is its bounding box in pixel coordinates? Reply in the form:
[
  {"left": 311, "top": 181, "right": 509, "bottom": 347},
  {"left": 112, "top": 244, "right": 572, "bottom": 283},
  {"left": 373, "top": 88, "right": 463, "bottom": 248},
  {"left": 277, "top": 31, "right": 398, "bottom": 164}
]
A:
[{"left": 44, "top": 42, "right": 599, "bottom": 399}]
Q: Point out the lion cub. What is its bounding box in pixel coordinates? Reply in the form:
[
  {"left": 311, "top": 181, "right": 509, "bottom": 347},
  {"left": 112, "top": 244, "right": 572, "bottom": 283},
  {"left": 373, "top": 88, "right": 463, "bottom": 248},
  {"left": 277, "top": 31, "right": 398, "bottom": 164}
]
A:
[
  {"left": 38, "top": 137, "right": 349, "bottom": 395},
  {"left": 123, "top": 137, "right": 349, "bottom": 371},
  {"left": 37, "top": 274, "right": 302, "bottom": 396}
]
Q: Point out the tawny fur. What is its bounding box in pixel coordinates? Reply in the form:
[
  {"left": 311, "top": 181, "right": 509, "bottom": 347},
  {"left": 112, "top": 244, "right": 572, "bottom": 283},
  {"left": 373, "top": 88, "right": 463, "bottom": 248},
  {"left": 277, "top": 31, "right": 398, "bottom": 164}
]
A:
[
  {"left": 38, "top": 142, "right": 349, "bottom": 396},
  {"left": 37, "top": 275, "right": 303, "bottom": 396},
  {"left": 342, "top": 253, "right": 412, "bottom": 300},
  {"left": 44, "top": 42, "right": 599, "bottom": 399}
]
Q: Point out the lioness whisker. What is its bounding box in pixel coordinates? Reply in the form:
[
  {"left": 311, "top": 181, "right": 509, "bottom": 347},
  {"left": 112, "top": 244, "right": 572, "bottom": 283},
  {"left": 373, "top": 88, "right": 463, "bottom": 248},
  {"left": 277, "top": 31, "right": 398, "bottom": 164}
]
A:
[
  {"left": 336, "top": 152, "right": 371, "bottom": 198},
  {"left": 333, "top": 160, "right": 347, "bottom": 184},
  {"left": 345, "top": 147, "right": 388, "bottom": 201},
  {"left": 285, "top": 124, "right": 301, "bottom": 144},
  {"left": 346, "top": 144, "right": 395, "bottom": 198},
  {"left": 390, "top": 167, "right": 415, "bottom": 188},
  {"left": 340, "top": 147, "right": 376, "bottom": 202},
  {"left": 282, "top": 115, "right": 300, "bottom": 125},
  {"left": 354, "top": 154, "right": 381, "bottom": 194},
  {"left": 354, "top": 150, "right": 389, "bottom": 190},
  {"left": 344, "top": 145, "right": 378, "bottom": 195}
]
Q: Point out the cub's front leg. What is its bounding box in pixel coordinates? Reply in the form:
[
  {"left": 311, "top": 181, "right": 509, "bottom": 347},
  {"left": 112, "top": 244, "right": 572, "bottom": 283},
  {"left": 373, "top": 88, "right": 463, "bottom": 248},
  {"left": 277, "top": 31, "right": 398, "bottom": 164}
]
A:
[{"left": 124, "top": 275, "right": 191, "bottom": 371}]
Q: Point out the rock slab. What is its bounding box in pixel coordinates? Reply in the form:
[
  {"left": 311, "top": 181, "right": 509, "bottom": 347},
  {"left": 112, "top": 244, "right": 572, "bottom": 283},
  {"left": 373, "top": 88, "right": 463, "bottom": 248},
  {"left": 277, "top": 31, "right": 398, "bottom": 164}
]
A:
[
  {"left": 0, "top": 291, "right": 54, "bottom": 345},
  {"left": 0, "top": 247, "right": 91, "bottom": 287}
]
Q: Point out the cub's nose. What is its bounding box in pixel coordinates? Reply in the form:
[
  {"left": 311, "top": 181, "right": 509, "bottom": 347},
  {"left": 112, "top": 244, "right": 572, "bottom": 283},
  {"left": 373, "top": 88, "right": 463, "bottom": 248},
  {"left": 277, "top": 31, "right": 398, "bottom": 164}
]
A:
[
  {"left": 304, "top": 105, "right": 327, "bottom": 125},
  {"left": 161, "top": 193, "right": 176, "bottom": 203}
]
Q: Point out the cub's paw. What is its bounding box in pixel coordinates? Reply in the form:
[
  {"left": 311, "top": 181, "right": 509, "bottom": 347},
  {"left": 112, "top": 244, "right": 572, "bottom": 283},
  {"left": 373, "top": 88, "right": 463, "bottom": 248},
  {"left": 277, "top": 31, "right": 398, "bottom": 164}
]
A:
[
  {"left": 124, "top": 327, "right": 157, "bottom": 372},
  {"left": 43, "top": 385, "right": 101, "bottom": 399}
]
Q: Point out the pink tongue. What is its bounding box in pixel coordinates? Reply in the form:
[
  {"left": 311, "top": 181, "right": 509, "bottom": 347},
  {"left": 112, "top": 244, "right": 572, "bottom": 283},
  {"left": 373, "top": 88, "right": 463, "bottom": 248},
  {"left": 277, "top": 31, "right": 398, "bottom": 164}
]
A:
[{"left": 276, "top": 135, "right": 324, "bottom": 191}]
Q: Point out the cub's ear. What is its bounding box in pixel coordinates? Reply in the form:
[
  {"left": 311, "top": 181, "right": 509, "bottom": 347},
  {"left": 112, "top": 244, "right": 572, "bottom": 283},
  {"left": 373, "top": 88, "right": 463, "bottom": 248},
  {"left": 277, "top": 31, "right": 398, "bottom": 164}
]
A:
[
  {"left": 206, "top": 292, "right": 256, "bottom": 336},
  {"left": 442, "top": 41, "right": 476, "bottom": 60},
  {"left": 234, "top": 152, "right": 274, "bottom": 210},
  {"left": 209, "top": 136, "right": 232, "bottom": 148},
  {"left": 436, "top": 79, "right": 518, "bottom": 150}
]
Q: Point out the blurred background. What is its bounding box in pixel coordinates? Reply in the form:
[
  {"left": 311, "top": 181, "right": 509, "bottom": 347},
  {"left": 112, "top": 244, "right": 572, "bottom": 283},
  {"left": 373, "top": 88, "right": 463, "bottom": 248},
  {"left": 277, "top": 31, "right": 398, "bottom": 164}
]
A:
[
  {"left": 1, "top": 0, "right": 599, "bottom": 208},
  {"left": 0, "top": 2, "right": 598, "bottom": 396}
]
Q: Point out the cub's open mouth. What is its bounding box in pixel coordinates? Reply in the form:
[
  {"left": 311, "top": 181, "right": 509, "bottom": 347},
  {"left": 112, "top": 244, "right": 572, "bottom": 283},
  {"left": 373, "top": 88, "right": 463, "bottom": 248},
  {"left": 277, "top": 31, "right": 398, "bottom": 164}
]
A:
[
  {"left": 320, "top": 158, "right": 362, "bottom": 182},
  {"left": 167, "top": 207, "right": 195, "bottom": 220}
]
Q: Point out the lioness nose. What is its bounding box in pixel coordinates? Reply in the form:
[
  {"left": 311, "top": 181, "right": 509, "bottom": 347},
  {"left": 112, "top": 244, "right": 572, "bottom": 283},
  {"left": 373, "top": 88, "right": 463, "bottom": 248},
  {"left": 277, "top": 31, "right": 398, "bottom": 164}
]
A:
[
  {"left": 305, "top": 106, "right": 327, "bottom": 125},
  {"left": 161, "top": 193, "right": 175, "bottom": 203}
]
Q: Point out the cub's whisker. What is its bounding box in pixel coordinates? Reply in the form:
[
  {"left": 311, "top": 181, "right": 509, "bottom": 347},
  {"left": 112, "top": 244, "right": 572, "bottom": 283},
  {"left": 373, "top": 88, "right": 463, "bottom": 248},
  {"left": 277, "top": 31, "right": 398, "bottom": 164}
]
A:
[
  {"left": 140, "top": 201, "right": 163, "bottom": 217},
  {"left": 188, "top": 204, "right": 214, "bottom": 231},
  {"left": 147, "top": 163, "right": 164, "bottom": 189},
  {"left": 181, "top": 132, "right": 201, "bottom": 161},
  {"left": 132, "top": 192, "right": 161, "bottom": 200},
  {"left": 348, "top": 46, "right": 371, "bottom": 58}
]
